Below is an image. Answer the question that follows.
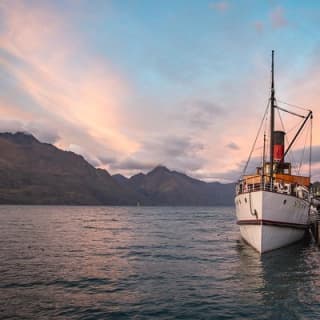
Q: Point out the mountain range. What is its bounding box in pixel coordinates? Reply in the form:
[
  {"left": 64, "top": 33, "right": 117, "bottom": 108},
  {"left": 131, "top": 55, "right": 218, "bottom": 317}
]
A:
[{"left": 0, "top": 132, "right": 235, "bottom": 205}]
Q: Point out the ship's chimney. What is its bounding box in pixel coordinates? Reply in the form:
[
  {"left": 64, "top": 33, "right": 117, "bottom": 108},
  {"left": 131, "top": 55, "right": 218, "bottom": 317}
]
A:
[{"left": 273, "top": 131, "right": 285, "bottom": 162}]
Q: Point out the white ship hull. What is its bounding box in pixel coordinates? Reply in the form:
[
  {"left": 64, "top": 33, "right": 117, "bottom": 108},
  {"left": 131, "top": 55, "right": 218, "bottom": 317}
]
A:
[{"left": 235, "top": 191, "right": 309, "bottom": 253}]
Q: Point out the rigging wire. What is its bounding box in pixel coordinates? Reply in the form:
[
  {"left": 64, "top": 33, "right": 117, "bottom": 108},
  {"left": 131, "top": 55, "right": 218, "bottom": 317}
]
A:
[
  {"left": 276, "top": 100, "right": 309, "bottom": 135},
  {"left": 261, "top": 101, "right": 270, "bottom": 177},
  {"left": 277, "top": 99, "right": 311, "bottom": 112},
  {"left": 241, "top": 100, "right": 270, "bottom": 179},
  {"left": 286, "top": 121, "right": 302, "bottom": 136},
  {"left": 276, "top": 107, "right": 294, "bottom": 166},
  {"left": 275, "top": 102, "right": 313, "bottom": 176},
  {"left": 297, "top": 122, "right": 309, "bottom": 176},
  {"left": 275, "top": 105, "right": 305, "bottom": 118},
  {"left": 240, "top": 97, "right": 312, "bottom": 180},
  {"left": 309, "top": 115, "right": 313, "bottom": 179}
]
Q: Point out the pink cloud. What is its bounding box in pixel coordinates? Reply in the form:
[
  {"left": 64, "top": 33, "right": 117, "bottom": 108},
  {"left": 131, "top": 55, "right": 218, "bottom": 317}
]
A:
[
  {"left": 209, "top": 1, "right": 230, "bottom": 12},
  {"left": 0, "top": 1, "right": 138, "bottom": 165},
  {"left": 285, "top": 54, "right": 320, "bottom": 148},
  {"left": 270, "top": 6, "right": 288, "bottom": 28},
  {"left": 1, "top": 2, "right": 316, "bottom": 182},
  {"left": 254, "top": 21, "right": 264, "bottom": 33}
]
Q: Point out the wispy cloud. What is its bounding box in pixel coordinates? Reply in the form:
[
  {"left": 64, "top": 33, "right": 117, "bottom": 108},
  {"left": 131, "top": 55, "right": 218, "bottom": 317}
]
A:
[
  {"left": 110, "top": 158, "right": 156, "bottom": 171},
  {"left": 185, "top": 99, "right": 225, "bottom": 130},
  {"left": 270, "top": 6, "right": 288, "bottom": 28},
  {"left": 209, "top": 1, "right": 230, "bottom": 12},
  {"left": 0, "top": 0, "right": 138, "bottom": 164},
  {"left": 68, "top": 144, "right": 102, "bottom": 167},
  {"left": 254, "top": 21, "right": 264, "bottom": 33},
  {"left": 0, "top": 1, "right": 319, "bottom": 182},
  {"left": 0, "top": 118, "right": 59, "bottom": 144},
  {"left": 226, "top": 142, "right": 240, "bottom": 150},
  {"left": 110, "top": 135, "right": 206, "bottom": 176}
]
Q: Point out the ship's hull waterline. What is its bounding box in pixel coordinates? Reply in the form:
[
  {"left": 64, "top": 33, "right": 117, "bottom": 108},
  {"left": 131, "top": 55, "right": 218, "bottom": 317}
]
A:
[{"left": 235, "top": 190, "right": 309, "bottom": 253}]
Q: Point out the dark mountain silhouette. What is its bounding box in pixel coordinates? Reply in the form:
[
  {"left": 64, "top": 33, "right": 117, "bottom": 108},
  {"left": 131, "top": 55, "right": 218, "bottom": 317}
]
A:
[
  {"left": 126, "top": 166, "right": 235, "bottom": 205},
  {"left": 0, "top": 132, "right": 140, "bottom": 205},
  {"left": 112, "top": 173, "right": 129, "bottom": 186},
  {"left": 0, "top": 132, "right": 235, "bottom": 205}
]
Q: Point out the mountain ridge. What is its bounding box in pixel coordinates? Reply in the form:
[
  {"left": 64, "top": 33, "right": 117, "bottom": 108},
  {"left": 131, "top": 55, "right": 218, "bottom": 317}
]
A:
[{"left": 0, "top": 132, "right": 235, "bottom": 205}]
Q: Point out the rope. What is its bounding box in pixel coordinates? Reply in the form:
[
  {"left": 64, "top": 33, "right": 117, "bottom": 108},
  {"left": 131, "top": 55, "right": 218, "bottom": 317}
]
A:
[
  {"left": 309, "top": 115, "right": 313, "bottom": 179},
  {"left": 297, "top": 123, "right": 309, "bottom": 175},
  {"left": 276, "top": 104, "right": 312, "bottom": 176},
  {"left": 276, "top": 107, "right": 296, "bottom": 168},
  {"left": 275, "top": 105, "right": 305, "bottom": 118},
  {"left": 286, "top": 121, "right": 302, "bottom": 135},
  {"left": 241, "top": 100, "right": 269, "bottom": 179},
  {"left": 277, "top": 99, "right": 312, "bottom": 112},
  {"left": 240, "top": 98, "right": 312, "bottom": 181}
]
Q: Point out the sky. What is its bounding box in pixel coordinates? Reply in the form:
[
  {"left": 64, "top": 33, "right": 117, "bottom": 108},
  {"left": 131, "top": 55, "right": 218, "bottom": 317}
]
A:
[{"left": 1, "top": 0, "right": 320, "bottom": 182}]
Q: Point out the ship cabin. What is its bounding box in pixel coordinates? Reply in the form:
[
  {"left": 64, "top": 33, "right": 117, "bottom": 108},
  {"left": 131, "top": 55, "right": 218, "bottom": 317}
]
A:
[
  {"left": 237, "top": 161, "right": 310, "bottom": 199},
  {"left": 237, "top": 128, "right": 310, "bottom": 200}
]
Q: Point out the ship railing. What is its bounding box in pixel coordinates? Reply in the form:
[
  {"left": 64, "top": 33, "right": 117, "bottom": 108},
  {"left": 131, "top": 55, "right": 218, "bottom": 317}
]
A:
[{"left": 236, "top": 176, "right": 309, "bottom": 200}]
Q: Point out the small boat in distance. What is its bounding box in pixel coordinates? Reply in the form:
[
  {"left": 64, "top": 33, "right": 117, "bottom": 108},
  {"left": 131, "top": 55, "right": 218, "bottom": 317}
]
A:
[{"left": 235, "top": 51, "right": 313, "bottom": 253}]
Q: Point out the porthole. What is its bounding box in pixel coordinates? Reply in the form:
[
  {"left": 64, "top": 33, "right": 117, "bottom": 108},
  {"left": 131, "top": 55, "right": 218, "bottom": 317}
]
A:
[
  {"left": 283, "top": 199, "right": 287, "bottom": 205},
  {"left": 245, "top": 198, "right": 247, "bottom": 203}
]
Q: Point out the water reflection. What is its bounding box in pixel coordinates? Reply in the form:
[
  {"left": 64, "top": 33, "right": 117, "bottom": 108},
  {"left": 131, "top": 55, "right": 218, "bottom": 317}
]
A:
[
  {"left": 2, "top": 206, "right": 320, "bottom": 319},
  {"left": 237, "top": 238, "right": 320, "bottom": 318}
]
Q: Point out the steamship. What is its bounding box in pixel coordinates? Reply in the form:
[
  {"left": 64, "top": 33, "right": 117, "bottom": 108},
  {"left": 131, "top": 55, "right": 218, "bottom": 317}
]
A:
[{"left": 235, "top": 51, "right": 313, "bottom": 253}]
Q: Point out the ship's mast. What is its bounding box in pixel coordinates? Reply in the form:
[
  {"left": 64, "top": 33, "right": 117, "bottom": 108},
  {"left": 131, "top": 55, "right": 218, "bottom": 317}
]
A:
[{"left": 270, "top": 50, "right": 275, "bottom": 190}]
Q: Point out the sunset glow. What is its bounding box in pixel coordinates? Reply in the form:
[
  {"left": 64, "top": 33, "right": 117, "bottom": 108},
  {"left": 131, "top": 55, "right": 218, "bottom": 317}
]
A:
[{"left": 1, "top": 0, "right": 320, "bottom": 181}]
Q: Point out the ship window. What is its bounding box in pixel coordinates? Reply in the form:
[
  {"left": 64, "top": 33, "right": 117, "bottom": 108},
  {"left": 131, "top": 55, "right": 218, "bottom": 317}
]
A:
[{"left": 283, "top": 199, "right": 287, "bottom": 205}]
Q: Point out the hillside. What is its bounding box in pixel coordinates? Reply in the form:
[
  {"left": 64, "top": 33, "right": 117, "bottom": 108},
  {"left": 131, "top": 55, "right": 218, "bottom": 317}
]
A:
[
  {"left": 0, "top": 132, "right": 235, "bottom": 205},
  {"left": 0, "top": 132, "right": 141, "bottom": 205},
  {"left": 126, "top": 166, "right": 235, "bottom": 206}
]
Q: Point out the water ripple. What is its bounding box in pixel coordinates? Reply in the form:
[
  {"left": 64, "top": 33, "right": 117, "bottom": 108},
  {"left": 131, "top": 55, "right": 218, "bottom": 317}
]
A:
[{"left": 1, "top": 206, "right": 320, "bottom": 319}]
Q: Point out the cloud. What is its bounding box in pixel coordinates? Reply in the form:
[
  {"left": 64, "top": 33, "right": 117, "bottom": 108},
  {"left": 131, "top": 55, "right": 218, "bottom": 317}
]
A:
[
  {"left": 110, "top": 135, "right": 206, "bottom": 176},
  {"left": 287, "top": 145, "right": 320, "bottom": 168},
  {"left": 311, "top": 146, "right": 320, "bottom": 164},
  {"left": 110, "top": 158, "right": 156, "bottom": 171},
  {"left": 0, "top": 119, "right": 59, "bottom": 143},
  {"left": 270, "top": 6, "right": 288, "bottom": 29},
  {"left": 1, "top": 1, "right": 316, "bottom": 184},
  {"left": 209, "top": 1, "right": 230, "bottom": 12},
  {"left": 0, "top": 115, "right": 121, "bottom": 169},
  {"left": 217, "top": 142, "right": 319, "bottom": 183},
  {"left": 182, "top": 99, "right": 225, "bottom": 130},
  {"left": 24, "top": 121, "right": 60, "bottom": 144},
  {"left": 68, "top": 144, "right": 101, "bottom": 167},
  {"left": 0, "top": 119, "right": 24, "bottom": 133},
  {"left": 0, "top": 0, "right": 138, "bottom": 169},
  {"left": 226, "top": 142, "right": 240, "bottom": 150},
  {"left": 98, "top": 155, "right": 117, "bottom": 165},
  {"left": 254, "top": 21, "right": 264, "bottom": 33},
  {"left": 143, "top": 135, "right": 204, "bottom": 158},
  {"left": 311, "top": 164, "right": 320, "bottom": 182},
  {"left": 192, "top": 168, "right": 240, "bottom": 183}
]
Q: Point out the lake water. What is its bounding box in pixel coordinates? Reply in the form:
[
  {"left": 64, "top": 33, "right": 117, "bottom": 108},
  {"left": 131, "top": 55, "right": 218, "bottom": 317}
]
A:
[{"left": 1, "top": 206, "right": 320, "bottom": 319}]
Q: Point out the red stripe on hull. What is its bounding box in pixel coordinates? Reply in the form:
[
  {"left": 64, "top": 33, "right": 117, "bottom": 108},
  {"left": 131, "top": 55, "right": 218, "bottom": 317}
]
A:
[{"left": 237, "top": 219, "right": 308, "bottom": 230}]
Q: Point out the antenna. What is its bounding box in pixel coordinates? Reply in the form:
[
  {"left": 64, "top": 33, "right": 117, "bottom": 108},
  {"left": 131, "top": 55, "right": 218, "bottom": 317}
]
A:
[{"left": 269, "top": 50, "right": 275, "bottom": 189}]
